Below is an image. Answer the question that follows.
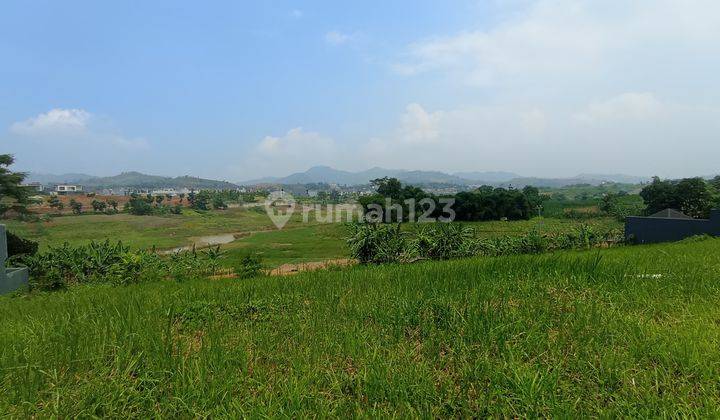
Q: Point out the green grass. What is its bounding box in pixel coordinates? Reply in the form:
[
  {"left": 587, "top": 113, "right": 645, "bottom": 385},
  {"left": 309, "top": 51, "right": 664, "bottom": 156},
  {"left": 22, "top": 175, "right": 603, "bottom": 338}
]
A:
[
  {"left": 2, "top": 238, "right": 720, "bottom": 416},
  {"left": 5, "top": 210, "right": 622, "bottom": 268},
  {"left": 4, "top": 208, "right": 316, "bottom": 251},
  {"left": 224, "top": 223, "right": 349, "bottom": 267}
]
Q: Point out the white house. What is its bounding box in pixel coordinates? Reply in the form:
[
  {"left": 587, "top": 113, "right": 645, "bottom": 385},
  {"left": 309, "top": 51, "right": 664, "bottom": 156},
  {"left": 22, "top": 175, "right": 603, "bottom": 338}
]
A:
[
  {"left": 21, "top": 182, "right": 44, "bottom": 192},
  {"left": 55, "top": 185, "right": 83, "bottom": 194}
]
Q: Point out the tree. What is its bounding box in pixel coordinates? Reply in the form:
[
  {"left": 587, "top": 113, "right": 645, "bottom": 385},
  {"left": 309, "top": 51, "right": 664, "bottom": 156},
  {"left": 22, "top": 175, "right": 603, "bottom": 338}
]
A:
[
  {"left": 155, "top": 195, "right": 164, "bottom": 206},
  {"left": 640, "top": 176, "right": 712, "bottom": 218},
  {"left": 522, "top": 186, "right": 543, "bottom": 216},
  {"left": 640, "top": 177, "right": 677, "bottom": 215},
  {"left": 91, "top": 199, "right": 107, "bottom": 213},
  {"left": 212, "top": 196, "right": 227, "bottom": 210},
  {"left": 106, "top": 199, "right": 118, "bottom": 212},
  {"left": 371, "top": 177, "right": 403, "bottom": 200},
  {"left": 178, "top": 193, "right": 185, "bottom": 204},
  {"left": 0, "top": 154, "right": 29, "bottom": 217},
  {"left": 126, "top": 193, "right": 154, "bottom": 215},
  {"left": 675, "top": 178, "right": 712, "bottom": 218},
  {"left": 710, "top": 176, "right": 720, "bottom": 191},
  {"left": 69, "top": 199, "right": 83, "bottom": 215},
  {"left": 47, "top": 196, "right": 64, "bottom": 214},
  {"left": 191, "top": 191, "right": 210, "bottom": 211}
]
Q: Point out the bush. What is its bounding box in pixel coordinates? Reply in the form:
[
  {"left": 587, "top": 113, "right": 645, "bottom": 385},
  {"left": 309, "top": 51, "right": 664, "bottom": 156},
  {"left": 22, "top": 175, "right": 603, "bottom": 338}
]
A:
[
  {"left": 16, "top": 240, "right": 224, "bottom": 291},
  {"left": 6, "top": 231, "right": 39, "bottom": 258},
  {"left": 346, "top": 223, "right": 406, "bottom": 264},
  {"left": 347, "top": 223, "right": 625, "bottom": 265},
  {"left": 233, "top": 254, "right": 264, "bottom": 279},
  {"left": 411, "top": 223, "right": 478, "bottom": 260}
]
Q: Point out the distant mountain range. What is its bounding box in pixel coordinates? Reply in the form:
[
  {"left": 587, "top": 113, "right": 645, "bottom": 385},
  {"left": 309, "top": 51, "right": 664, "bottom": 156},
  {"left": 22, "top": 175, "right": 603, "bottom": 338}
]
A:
[
  {"left": 240, "top": 166, "right": 649, "bottom": 187},
  {"left": 26, "top": 167, "right": 650, "bottom": 191},
  {"left": 27, "top": 171, "right": 238, "bottom": 190}
]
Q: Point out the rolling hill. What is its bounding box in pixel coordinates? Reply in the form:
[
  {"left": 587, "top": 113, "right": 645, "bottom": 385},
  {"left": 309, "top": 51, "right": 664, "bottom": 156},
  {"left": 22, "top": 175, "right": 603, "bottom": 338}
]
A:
[
  {"left": 27, "top": 171, "right": 239, "bottom": 190},
  {"left": 240, "top": 166, "right": 647, "bottom": 188}
]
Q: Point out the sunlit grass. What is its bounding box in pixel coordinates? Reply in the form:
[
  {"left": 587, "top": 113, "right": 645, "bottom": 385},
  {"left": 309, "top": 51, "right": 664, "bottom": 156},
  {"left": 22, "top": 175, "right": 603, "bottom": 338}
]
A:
[{"left": 1, "top": 238, "right": 719, "bottom": 416}]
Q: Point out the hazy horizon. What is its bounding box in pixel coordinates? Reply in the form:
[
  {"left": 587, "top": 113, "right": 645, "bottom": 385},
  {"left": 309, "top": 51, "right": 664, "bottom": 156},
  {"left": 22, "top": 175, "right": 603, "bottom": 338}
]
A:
[{"left": 3, "top": 0, "right": 719, "bottom": 180}]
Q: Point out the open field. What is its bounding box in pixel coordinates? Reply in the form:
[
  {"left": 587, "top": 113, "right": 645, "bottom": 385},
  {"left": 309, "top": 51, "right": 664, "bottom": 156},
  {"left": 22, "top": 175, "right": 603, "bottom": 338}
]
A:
[
  {"left": 5, "top": 210, "right": 622, "bottom": 268},
  {"left": 4, "top": 208, "right": 313, "bottom": 251},
  {"left": 1, "top": 238, "right": 719, "bottom": 416}
]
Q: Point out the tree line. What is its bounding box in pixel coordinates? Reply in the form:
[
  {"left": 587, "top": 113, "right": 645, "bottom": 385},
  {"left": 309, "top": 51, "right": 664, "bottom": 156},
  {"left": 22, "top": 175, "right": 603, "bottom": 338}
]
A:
[
  {"left": 639, "top": 176, "right": 720, "bottom": 218},
  {"left": 358, "top": 177, "right": 543, "bottom": 222}
]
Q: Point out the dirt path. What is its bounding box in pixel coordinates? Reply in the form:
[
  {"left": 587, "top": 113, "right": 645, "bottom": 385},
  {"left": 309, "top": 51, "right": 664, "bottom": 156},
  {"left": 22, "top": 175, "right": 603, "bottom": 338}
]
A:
[
  {"left": 208, "top": 258, "right": 356, "bottom": 280},
  {"left": 269, "top": 259, "right": 355, "bottom": 276}
]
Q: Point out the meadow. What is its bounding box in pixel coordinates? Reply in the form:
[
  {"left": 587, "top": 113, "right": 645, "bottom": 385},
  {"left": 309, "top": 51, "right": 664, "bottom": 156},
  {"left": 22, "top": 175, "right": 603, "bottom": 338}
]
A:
[
  {"left": 5, "top": 208, "right": 622, "bottom": 268},
  {"left": 1, "top": 237, "right": 719, "bottom": 416}
]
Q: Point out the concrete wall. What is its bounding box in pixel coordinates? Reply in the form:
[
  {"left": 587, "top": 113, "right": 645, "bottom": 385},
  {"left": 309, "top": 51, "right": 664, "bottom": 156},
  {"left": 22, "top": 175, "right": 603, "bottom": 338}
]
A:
[
  {"left": 0, "top": 224, "right": 29, "bottom": 294},
  {"left": 625, "top": 210, "right": 720, "bottom": 244}
]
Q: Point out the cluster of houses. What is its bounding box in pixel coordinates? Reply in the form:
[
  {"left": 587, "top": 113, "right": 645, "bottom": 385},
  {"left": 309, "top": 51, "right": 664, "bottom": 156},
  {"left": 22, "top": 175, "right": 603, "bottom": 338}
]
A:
[{"left": 22, "top": 183, "right": 251, "bottom": 197}]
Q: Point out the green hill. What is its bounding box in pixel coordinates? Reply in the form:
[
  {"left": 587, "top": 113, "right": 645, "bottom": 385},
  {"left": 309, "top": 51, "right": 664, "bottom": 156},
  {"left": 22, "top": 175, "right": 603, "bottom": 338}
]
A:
[{"left": 81, "top": 171, "right": 239, "bottom": 190}]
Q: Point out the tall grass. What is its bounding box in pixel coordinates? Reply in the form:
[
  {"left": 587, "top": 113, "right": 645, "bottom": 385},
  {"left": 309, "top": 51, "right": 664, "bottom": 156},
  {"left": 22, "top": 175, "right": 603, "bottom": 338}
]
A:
[{"left": 1, "top": 238, "right": 720, "bottom": 416}]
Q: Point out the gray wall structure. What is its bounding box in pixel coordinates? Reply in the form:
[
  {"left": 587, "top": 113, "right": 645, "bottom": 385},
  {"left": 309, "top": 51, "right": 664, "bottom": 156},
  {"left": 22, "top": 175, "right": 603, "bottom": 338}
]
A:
[
  {"left": 625, "top": 209, "right": 720, "bottom": 244},
  {"left": 0, "top": 225, "right": 29, "bottom": 294}
]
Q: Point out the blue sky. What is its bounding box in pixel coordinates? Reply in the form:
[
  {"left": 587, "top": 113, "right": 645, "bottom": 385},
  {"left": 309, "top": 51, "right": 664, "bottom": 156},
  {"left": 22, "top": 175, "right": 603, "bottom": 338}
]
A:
[{"left": 3, "top": 0, "right": 720, "bottom": 181}]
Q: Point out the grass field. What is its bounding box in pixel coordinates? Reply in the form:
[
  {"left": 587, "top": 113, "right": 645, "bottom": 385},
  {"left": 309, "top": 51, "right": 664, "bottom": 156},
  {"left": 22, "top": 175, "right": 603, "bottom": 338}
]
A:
[
  {"left": 5, "top": 210, "right": 622, "bottom": 268},
  {"left": 1, "top": 237, "right": 719, "bottom": 416},
  {"left": 4, "top": 208, "right": 312, "bottom": 251}
]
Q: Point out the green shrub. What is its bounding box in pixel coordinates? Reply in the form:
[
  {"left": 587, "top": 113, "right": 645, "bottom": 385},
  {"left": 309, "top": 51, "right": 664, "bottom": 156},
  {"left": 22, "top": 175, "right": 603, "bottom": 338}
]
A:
[
  {"left": 346, "top": 223, "right": 406, "bottom": 264},
  {"left": 233, "top": 254, "right": 264, "bottom": 279},
  {"left": 411, "top": 223, "right": 478, "bottom": 260},
  {"left": 6, "top": 231, "right": 38, "bottom": 258},
  {"left": 347, "top": 223, "right": 626, "bottom": 265},
  {"left": 16, "top": 240, "right": 223, "bottom": 291}
]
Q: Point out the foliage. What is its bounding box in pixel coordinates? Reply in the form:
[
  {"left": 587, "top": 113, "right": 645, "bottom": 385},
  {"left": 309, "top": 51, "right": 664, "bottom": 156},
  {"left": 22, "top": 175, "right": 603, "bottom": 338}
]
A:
[
  {"left": 126, "top": 193, "right": 180, "bottom": 216},
  {"left": 350, "top": 222, "right": 624, "bottom": 264},
  {"left": 68, "top": 199, "right": 83, "bottom": 215},
  {"left": 106, "top": 199, "right": 119, "bottom": 212},
  {"left": 640, "top": 176, "right": 713, "bottom": 218},
  {"left": 346, "top": 223, "right": 406, "bottom": 264},
  {"left": 212, "top": 196, "right": 228, "bottom": 210},
  {"left": 359, "top": 177, "right": 442, "bottom": 222},
  {"left": 125, "top": 193, "right": 154, "bottom": 215},
  {"left": 233, "top": 254, "right": 264, "bottom": 279},
  {"left": 15, "top": 240, "right": 225, "bottom": 291},
  {"left": 411, "top": 223, "right": 478, "bottom": 260},
  {"left": 91, "top": 199, "right": 107, "bottom": 213},
  {"left": 47, "top": 196, "right": 64, "bottom": 213},
  {"left": 6, "top": 231, "right": 39, "bottom": 258},
  {"left": 453, "top": 185, "right": 538, "bottom": 221},
  {"left": 360, "top": 178, "right": 541, "bottom": 223},
  {"left": 0, "top": 154, "right": 29, "bottom": 218},
  {"left": 600, "top": 192, "right": 645, "bottom": 221},
  {"left": 191, "top": 191, "right": 211, "bottom": 211}
]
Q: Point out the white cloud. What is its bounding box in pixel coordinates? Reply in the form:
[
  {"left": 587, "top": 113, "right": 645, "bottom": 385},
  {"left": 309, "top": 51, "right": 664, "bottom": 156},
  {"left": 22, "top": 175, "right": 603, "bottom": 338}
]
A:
[
  {"left": 398, "top": 103, "right": 443, "bottom": 144},
  {"left": 236, "top": 93, "right": 720, "bottom": 180},
  {"left": 10, "top": 108, "right": 148, "bottom": 151},
  {"left": 241, "top": 127, "right": 341, "bottom": 178},
  {"left": 10, "top": 108, "right": 91, "bottom": 137},
  {"left": 325, "top": 31, "right": 351, "bottom": 46},
  {"left": 395, "top": 0, "right": 720, "bottom": 89},
  {"left": 575, "top": 92, "right": 663, "bottom": 124}
]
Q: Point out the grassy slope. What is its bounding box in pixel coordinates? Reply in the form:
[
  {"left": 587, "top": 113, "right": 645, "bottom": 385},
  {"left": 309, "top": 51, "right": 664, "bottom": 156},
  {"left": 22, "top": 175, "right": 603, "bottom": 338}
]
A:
[
  {"left": 3, "top": 208, "right": 315, "bottom": 251},
  {"left": 4, "top": 211, "right": 621, "bottom": 269},
  {"left": 1, "top": 238, "right": 719, "bottom": 416}
]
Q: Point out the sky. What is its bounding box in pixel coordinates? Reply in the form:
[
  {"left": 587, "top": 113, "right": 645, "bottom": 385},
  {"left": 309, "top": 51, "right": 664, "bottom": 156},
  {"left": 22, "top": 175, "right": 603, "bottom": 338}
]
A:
[{"left": 2, "top": 0, "right": 720, "bottom": 182}]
